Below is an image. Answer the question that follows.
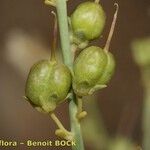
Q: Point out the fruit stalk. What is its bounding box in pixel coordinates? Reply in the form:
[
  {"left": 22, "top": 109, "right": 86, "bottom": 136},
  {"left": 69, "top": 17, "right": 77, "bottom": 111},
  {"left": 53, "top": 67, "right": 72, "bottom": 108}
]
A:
[{"left": 55, "top": 0, "right": 85, "bottom": 150}]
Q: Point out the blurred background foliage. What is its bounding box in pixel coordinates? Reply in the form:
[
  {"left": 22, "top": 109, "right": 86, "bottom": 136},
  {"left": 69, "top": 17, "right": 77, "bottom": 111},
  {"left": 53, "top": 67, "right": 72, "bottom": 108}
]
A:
[{"left": 0, "top": 0, "right": 150, "bottom": 149}]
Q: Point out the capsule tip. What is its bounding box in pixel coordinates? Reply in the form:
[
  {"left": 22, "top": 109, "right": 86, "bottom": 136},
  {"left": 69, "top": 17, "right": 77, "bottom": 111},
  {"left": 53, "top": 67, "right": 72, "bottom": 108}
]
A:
[{"left": 114, "top": 3, "right": 119, "bottom": 12}]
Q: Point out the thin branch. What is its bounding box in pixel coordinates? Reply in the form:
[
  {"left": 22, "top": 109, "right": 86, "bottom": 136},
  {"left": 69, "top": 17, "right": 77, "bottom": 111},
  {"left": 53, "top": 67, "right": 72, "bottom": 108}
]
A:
[{"left": 50, "top": 113, "right": 73, "bottom": 141}]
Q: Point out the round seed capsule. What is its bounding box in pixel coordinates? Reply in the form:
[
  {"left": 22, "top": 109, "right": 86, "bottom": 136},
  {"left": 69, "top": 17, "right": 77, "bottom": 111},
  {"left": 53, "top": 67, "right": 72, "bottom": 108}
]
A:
[
  {"left": 71, "top": 1, "right": 106, "bottom": 41},
  {"left": 25, "top": 60, "right": 72, "bottom": 113},
  {"left": 73, "top": 46, "right": 115, "bottom": 96}
]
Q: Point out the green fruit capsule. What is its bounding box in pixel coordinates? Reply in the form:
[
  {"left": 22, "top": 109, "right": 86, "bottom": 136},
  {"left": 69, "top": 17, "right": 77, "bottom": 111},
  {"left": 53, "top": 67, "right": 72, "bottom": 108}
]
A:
[
  {"left": 71, "top": 1, "right": 106, "bottom": 41},
  {"left": 25, "top": 12, "right": 72, "bottom": 113},
  {"left": 73, "top": 3, "right": 119, "bottom": 96},
  {"left": 25, "top": 60, "right": 72, "bottom": 113},
  {"left": 73, "top": 46, "right": 115, "bottom": 96}
]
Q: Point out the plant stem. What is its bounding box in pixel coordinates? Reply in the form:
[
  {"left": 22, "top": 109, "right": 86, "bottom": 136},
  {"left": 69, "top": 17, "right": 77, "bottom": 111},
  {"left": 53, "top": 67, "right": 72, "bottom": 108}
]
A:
[
  {"left": 55, "top": 0, "right": 84, "bottom": 149},
  {"left": 69, "top": 93, "right": 85, "bottom": 150},
  {"left": 55, "top": 0, "right": 73, "bottom": 68}
]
